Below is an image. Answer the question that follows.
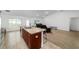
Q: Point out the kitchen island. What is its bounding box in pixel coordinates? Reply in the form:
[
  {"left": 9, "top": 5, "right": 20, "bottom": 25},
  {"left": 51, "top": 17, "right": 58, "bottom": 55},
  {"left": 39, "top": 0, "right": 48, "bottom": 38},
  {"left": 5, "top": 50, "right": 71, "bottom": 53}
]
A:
[{"left": 20, "top": 27, "right": 45, "bottom": 49}]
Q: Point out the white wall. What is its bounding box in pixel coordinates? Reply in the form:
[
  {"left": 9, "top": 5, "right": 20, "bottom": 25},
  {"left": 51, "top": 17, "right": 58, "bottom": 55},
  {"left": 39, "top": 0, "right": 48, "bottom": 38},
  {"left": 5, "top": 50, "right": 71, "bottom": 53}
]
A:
[
  {"left": 43, "top": 11, "right": 79, "bottom": 31},
  {"left": 0, "top": 16, "right": 1, "bottom": 29},
  {"left": 70, "top": 18, "right": 79, "bottom": 31}
]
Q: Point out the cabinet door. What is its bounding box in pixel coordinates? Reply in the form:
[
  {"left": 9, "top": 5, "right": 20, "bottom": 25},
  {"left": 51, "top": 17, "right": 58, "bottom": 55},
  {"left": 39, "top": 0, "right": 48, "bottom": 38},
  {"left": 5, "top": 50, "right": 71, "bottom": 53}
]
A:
[{"left": 31, "top": 32, "right": 41, "bottom": 49}]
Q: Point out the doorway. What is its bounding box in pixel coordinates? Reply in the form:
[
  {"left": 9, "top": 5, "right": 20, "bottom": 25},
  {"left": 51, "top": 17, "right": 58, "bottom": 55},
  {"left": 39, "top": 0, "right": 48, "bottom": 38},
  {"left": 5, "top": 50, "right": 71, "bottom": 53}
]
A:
[{"left": 70, "top": 17, "right": 79, "bottom": 31}]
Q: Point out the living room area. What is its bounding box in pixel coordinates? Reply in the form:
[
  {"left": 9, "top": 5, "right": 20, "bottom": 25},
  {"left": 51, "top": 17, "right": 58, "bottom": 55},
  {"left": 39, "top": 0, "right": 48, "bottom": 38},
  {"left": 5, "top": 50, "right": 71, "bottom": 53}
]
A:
[{"left": 0, "top": 10, "right": 79, "bottom": 49}]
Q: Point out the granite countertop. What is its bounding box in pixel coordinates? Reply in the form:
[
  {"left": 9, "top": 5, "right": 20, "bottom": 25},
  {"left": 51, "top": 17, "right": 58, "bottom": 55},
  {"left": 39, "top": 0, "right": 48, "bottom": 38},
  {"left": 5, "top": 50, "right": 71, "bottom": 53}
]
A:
[{"left": 23, "top": 27, "right": 45, "bottom": 34}]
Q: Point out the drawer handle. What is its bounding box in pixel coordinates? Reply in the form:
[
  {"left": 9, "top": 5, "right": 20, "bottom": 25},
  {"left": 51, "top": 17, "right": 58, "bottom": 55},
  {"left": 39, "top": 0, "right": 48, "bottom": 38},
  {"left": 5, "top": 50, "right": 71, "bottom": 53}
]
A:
[{"left": 35, "top": 35, "right": 38, "bottom": 38}]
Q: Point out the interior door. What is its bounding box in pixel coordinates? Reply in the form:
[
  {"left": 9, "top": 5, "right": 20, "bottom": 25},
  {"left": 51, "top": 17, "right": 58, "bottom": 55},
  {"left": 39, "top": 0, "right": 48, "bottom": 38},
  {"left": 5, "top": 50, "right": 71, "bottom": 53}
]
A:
[{"left": 70, "top": 18, "right": 79, "bottom": 31}]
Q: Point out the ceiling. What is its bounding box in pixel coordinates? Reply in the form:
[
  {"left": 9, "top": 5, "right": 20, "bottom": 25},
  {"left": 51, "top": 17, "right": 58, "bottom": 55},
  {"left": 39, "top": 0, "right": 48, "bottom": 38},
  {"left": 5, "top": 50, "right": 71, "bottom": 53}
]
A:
[
  {"left": 0, "top": 10, "right": 57, "bottom": 18},
  {"left": 0, "top": 10, "right": 79, "bottom": 18}
]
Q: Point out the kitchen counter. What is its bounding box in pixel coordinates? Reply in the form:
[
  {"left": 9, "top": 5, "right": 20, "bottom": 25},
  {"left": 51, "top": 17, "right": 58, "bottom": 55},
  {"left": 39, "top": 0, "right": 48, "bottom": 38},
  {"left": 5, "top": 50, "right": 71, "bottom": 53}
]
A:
[{"left": 23, "top": 27, "right": 45, "bottom": 34}]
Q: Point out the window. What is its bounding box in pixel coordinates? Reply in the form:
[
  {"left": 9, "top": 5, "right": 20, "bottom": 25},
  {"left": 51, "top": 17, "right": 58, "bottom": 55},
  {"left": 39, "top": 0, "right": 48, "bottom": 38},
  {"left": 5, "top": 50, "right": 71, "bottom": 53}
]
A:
[
  {"left": 8, "top": 19, "right": 21, "bottom": 28},
  {"left": 26, "top": 20, "right": 30, "bottom": 27}
]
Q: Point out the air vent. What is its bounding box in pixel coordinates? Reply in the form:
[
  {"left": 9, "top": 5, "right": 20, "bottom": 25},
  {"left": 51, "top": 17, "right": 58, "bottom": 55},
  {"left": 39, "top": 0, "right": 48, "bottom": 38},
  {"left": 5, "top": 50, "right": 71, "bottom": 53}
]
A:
[{"left": 5, "top": 10, "right": 10, "bottom": 12}]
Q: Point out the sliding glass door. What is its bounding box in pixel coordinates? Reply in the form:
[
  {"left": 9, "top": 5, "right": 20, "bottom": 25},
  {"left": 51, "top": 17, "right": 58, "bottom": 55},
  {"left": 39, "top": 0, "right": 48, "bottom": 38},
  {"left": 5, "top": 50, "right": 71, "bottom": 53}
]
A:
[
  {"left": 8, "top": 19, "right": 21, "bottom": 31},
  {"left": 8, "top": 19, "right": 21, "bottom": 28}
]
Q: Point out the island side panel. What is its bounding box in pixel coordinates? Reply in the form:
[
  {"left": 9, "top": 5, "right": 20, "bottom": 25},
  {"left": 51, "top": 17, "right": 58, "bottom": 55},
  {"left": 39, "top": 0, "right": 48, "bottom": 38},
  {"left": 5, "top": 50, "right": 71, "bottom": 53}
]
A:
[{"left": 21, "top": 28, "right": 42, "bottom": 49}]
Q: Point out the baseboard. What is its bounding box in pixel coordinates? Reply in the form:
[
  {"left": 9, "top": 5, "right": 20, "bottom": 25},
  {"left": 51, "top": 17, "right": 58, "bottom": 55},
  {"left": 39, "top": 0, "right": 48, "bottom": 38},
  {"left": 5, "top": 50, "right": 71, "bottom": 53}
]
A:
[{"left": 70, "top": 30, "right": 79, "bottom": 32}]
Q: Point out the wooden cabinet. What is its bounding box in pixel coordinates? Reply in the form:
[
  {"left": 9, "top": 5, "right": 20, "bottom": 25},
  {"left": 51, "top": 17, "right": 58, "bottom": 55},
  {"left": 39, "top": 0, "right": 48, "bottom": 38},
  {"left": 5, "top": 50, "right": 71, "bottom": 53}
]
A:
[
  {"left": 31, "top": 32, "right": 41, "bottom": 49},
  {"left": 21, "top": 28, "right": 41, "bottom": 49}
]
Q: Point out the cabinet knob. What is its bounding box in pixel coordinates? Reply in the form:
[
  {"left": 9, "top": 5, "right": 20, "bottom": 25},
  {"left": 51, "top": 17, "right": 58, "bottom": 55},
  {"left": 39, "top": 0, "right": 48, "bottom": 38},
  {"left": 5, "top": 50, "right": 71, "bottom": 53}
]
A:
[{"left": 35, "top": 35, "right": 38, "bottom": 38}]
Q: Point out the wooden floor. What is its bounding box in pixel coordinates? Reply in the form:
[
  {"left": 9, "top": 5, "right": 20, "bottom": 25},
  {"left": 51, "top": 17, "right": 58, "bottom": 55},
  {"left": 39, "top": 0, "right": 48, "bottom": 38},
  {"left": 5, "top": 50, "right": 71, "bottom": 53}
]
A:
[
  {"left": 1, "top": 31, "right": 60, "bottom": 49},
  {"left": 47, "top": 30, "right": 79, "bottom": 49},
  {"left": 1, "top": 29, "right": 79, "bottom": 49}
]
